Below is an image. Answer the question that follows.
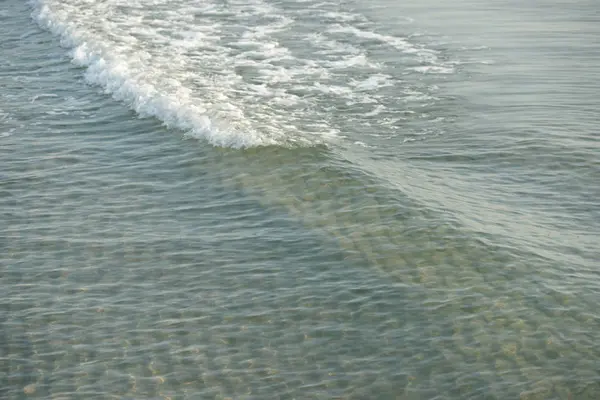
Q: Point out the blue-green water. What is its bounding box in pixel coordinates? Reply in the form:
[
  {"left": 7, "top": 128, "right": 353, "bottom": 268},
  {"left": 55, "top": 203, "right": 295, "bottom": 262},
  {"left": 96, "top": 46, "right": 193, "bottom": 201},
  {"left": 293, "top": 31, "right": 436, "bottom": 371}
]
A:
[{"left": 2, "top": 0, "right": 599, "bottom": 398}]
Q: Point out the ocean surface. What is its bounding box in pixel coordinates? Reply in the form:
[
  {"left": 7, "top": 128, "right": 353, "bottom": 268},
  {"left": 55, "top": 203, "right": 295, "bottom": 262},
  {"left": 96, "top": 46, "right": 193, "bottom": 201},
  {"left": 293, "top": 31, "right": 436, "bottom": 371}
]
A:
[{"left": 1, "top": 0, "right": 599, "bottom": 398}]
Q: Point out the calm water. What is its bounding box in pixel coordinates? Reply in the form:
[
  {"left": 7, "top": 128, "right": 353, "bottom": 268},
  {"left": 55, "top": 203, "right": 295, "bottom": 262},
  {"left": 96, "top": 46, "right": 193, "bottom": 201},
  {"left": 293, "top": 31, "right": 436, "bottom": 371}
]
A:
[{"left": 2, "top": 0, "right": 599, "bottom": 398}]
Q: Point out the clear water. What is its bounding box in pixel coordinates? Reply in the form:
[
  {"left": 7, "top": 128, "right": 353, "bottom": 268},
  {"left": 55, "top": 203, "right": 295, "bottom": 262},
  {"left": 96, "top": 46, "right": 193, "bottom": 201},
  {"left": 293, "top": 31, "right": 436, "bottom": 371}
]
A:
[{"left": 1, "top": 0, "right": 599, "bottom": 398}]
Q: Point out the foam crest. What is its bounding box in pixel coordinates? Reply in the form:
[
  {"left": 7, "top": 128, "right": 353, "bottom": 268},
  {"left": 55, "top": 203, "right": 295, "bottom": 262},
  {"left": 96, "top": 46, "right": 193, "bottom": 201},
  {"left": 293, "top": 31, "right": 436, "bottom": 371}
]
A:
[
  {"left": 328, "top": 25, "right": 435, "bottom": 60},
  {"left": 29, "top": 0, "right": 315, "bottom": 148},
  {"left": 29, "top": 0, "right": 455, "bottom": 150}
]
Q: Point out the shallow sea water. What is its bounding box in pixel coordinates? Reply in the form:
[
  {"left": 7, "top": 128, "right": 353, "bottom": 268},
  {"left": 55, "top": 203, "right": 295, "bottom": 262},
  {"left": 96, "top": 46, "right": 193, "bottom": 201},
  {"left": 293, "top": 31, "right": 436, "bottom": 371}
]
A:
[{"left": 1, "top": 0, "right": 599, "bottom": 398}]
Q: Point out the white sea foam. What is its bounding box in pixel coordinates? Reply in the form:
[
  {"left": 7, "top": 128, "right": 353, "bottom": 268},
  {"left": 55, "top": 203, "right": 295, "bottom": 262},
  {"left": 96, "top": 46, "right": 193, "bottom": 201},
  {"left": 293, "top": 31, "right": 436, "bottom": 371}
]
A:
[
  {"left": 327, "top": 25, "right": 440, "bottom": 64},
  {"left": 408, "top": 65, "right": 455, "bottom": 74},
  {"left": 30, "top": 93, "right": 59, "bottom": 103},
  {"left": 29, "top": 0, "right": 323, "bottom": 147},
  {"left": 29, "top": 0, "right": 454, "bottom": 149},
  {"left": 364, "top": 105, "right": 387, "bottom": 117},
  {"left": 350, "top": 75, "right": 395, "bottom": 91}
]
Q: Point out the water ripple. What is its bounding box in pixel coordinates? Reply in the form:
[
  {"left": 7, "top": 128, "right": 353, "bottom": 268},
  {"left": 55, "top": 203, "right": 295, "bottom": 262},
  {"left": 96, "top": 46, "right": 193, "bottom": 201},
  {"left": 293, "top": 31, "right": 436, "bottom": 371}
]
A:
[{"left": 3, "top": 0, "right": 600, "bottom": 399}]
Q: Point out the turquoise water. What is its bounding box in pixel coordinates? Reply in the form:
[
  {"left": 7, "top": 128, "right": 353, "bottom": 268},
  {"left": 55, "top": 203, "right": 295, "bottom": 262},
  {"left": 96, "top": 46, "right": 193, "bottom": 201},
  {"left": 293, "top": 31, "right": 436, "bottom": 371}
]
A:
[{"left": 2, "top": 0, "right": 599, "bottom": 398}]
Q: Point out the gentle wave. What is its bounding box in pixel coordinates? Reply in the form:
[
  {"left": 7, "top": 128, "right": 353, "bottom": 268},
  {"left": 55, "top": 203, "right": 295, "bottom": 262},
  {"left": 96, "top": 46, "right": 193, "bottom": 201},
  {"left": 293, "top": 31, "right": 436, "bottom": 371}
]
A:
[
  {"left": 28, "top": 0, "right": 454, "bottom": 149},
  {"left": 5, "top": 1, "right": 600, "bottom": 398},
  {"left": 29, "top": 0, "right": 289, "bottom": 148}
]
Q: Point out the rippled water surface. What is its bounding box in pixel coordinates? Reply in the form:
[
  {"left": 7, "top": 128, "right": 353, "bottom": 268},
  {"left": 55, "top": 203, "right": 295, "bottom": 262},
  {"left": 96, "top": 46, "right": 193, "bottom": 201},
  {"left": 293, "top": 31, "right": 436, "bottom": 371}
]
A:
[{"left": 2, "top": 0, "right": 599, "bottom": 398}]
